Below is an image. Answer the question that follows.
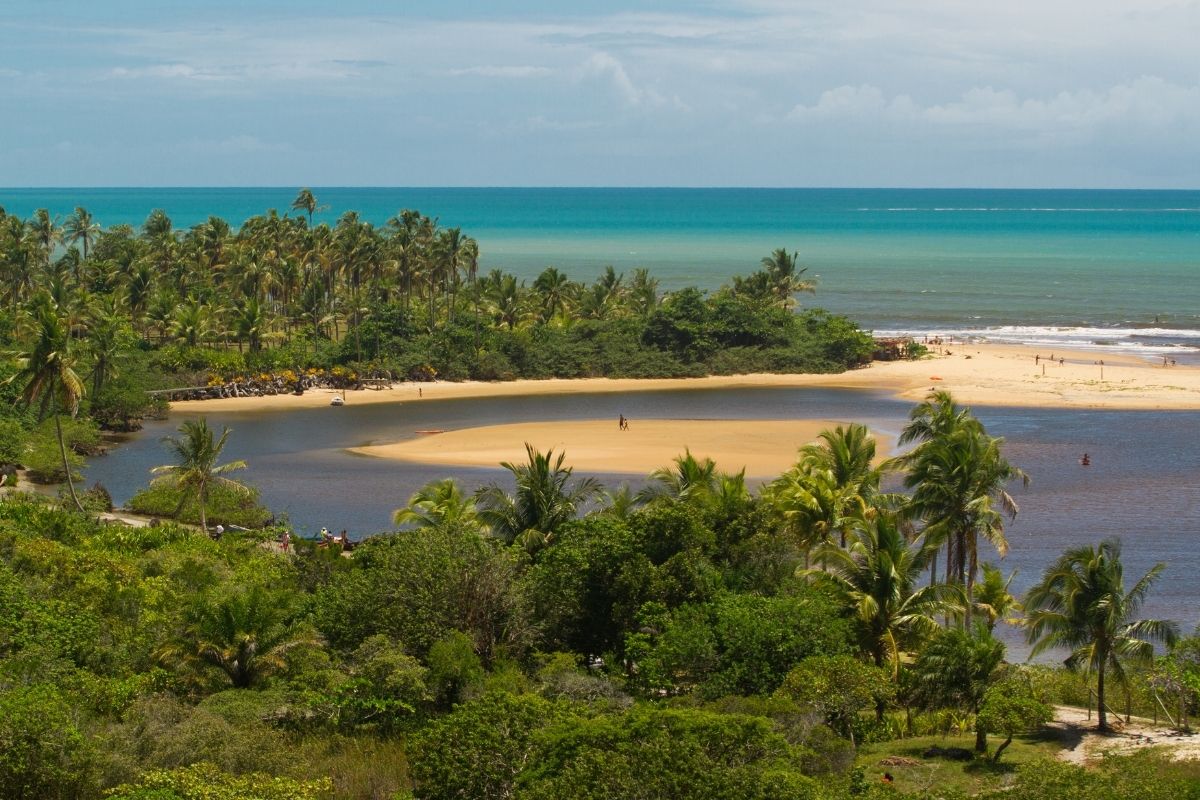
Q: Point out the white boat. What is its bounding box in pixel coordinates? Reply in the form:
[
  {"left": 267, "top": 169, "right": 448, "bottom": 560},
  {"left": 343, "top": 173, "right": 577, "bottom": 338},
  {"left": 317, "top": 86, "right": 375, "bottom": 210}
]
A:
[{"left": 330, "top": 396, "right": 345, "bottom": 406}]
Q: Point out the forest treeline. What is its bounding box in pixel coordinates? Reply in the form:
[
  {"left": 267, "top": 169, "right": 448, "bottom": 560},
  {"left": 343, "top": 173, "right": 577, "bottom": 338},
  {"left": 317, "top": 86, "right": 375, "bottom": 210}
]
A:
[
  {"left": 0, "top": 191, "right": 878, "bottom": 507},
  {"left": 2, "top": 389, "right": 1198, "bottom": 799}
]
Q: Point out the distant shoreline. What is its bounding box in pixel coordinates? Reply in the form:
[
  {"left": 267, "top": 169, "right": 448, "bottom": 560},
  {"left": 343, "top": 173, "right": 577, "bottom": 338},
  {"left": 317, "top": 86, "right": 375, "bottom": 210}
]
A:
[{"left": 169, "top": 342, "right": 1200, "bottom": 419}]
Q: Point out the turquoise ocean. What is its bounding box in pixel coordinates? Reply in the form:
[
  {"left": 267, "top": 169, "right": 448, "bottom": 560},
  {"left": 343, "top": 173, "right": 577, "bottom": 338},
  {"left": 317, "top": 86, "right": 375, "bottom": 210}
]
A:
[{"left": 3, "top": 187, "right": 1199, "bottom": 358}]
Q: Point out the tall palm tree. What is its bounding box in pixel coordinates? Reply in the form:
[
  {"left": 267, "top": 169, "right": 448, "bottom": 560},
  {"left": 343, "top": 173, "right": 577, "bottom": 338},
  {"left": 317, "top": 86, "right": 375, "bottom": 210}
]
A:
[
  {"left": 10, "top": 296, "right": 86, "bottom": 511},
  {"left": 394, "top": 478, "right": 482, "bottom": 531},
  {"left": 897, "top": 390, "right": 973, "bottom": 447},
  {"left": 84, "top": 305, "right": 128, "bottom": 398},
  {"left": 760, "top": 248, "right": 816, "bottom": 308},
  {"left": 766, "top": 461, "right": 853, "bottom": 566},
  {"left": 63, "top": 206, "right": 101, "bottom": 261},
  {"left": 900, "top": 391, "right": 1027, "bottom": 619},
  {"left": 475, "top": 444, "right": 602, "bottom": 551},
  {"left": 152, "top": 418, "right": 248, "bottom": 535},
  {"left": 1025, "top": 538, "right": 1179, "bottom": 731},
  {"left": 533, "top": 267, "right": 574, "bottom": 323},
  {"left": 904, "top": 422, "right": 1027, "bottom": 622},
  {"left": 806, "top": 511, "right": 963, "bottom": 676},
  {"left": 27, "top": 208, "right": 59, "bottom": 269},
  {"left": 291, "top": 187, "right": 323, "bottom": 228},
  {"left": 161, "top": 584, "right": 321, "bottom": 688}
]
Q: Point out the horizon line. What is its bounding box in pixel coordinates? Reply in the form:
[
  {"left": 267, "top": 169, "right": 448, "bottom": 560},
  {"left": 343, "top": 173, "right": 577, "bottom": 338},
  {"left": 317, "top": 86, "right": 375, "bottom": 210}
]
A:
[{"left": 3, "top": 185, "right": 1200, "bottom": 193}]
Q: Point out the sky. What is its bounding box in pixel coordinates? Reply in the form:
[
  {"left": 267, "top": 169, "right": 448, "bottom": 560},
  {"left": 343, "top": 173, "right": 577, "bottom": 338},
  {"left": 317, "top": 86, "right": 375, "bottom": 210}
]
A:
[{"left": 2, "top": 1, "right": 1199, "bottom": 188}]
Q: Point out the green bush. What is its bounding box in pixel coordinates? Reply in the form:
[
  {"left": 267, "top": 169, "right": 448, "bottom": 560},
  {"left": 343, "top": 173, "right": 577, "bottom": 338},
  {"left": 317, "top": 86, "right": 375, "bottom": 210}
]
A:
[
  {"left": 106, "top": 762, "right": 332, "bottom": 800},
  {"left": 0, "top": 684, "right": 95, "bottom": 800},
  {"left": 127, "top": 479, "right": 272, "bottom": 529},
  {"left": 23, "top": 416, "right": 99, "bottom": 483},
  {"left": 0, "top": 418, "right": 25, "bottom": 465}
]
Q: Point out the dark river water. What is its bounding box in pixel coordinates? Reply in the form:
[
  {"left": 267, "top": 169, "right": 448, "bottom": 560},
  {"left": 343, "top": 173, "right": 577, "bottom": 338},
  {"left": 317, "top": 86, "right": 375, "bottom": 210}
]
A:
[{"left": 83, "top": 387, "right": 1200, "bottom": 660}]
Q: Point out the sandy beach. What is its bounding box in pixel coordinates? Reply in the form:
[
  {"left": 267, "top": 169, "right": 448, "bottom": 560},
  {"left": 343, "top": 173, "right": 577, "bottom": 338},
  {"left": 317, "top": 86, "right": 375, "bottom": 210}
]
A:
[
  {"left": 171, "top": 342, "right": 1200, "bottom": 416},
  {"left": 350, "top": 418, "right": 861, "bottom": 477},
  {"left": 163, "top": 341, "right": 1199, "bottom": 475}
]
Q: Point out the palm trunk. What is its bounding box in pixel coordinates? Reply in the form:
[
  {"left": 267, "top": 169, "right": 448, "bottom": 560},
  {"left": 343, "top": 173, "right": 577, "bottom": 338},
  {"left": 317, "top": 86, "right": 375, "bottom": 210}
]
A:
[
  {"left": 199, "top": 485, "right": 209, "bottom": 537},
  {"left": 55, "top": 414, "right": 85, "bottom": 513},
  {"left": 1097, "top": 661, "right": 1108, "bottom": 731},
  {"left": 965, "top": 542, "right": 978, "bottom": 627}
]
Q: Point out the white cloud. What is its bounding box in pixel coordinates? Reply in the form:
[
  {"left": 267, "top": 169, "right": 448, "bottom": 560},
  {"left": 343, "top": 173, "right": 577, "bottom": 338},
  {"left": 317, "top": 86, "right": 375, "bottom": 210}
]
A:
[
  {"left": 108, "top": 63, "right": 235, "bottom": 81},
  {"left": 789, "top": 77, "right": 1200, "bottom": 136},
  {"left": 6, "top": 3, "right": 1200, "bottom": 185},
  {"left": 449, "top": 65, "right": 552, "bottom": 79}
]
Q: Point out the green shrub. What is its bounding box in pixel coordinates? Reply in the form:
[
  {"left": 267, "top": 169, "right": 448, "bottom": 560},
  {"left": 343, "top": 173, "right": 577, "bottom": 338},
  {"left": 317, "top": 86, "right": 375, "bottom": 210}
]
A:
[
  {"left": 106, "top": 762, "right": 332, "bottom": 800},
  {"left": 127, "top": 479, "right": 272, "bottom": 529},
  {"left": 23, "top": 416, "right": 99, "bottom": 483},
  {"left": 0, "top": 684, "right": 95, "bottom": 800}
]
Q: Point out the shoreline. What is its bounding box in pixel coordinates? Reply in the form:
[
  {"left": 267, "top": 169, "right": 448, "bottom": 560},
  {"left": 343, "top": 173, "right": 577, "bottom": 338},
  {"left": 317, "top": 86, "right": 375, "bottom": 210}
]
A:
[{"left": 169, "top": 342, "right": 1200, "bottom": 416}]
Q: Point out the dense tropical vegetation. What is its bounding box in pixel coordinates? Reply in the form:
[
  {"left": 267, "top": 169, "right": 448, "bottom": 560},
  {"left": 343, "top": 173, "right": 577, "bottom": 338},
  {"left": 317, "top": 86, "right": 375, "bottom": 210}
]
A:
[
  {"left": 2, "top": 386, "right": 1198, "bottom": 797},
  {"left": 0, "top": 193, "right": 1196, "bottom": 797}
]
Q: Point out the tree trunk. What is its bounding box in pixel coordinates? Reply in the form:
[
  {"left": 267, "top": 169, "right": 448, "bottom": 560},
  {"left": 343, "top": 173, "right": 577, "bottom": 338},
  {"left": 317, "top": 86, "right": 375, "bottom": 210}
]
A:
[
  {"left": 198, "top": 483, "right": 209, "bottom": 537},
  {"left": 974, "top": 726, "right": 987, "bottom": 753},
  {"left": 55, "top": 413, "right": 85, "bottom": 513},
  {"left": 991, "top": 734, "right": 1012, "bottom": 763},
  {"left": 1097, "top": 661, "right": 1108, "bottom": 731}
]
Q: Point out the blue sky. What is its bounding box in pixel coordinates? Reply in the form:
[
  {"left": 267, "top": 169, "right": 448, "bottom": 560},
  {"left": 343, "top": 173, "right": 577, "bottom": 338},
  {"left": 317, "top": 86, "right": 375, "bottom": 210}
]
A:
[{"left": 3, "top": 1, "right": 1198, "bottom": 187}]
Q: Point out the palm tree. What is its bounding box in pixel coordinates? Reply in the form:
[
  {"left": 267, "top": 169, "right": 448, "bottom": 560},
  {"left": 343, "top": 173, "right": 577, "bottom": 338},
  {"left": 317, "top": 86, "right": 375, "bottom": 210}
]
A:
[
  {"left": 974, "top": 563, "right": 1021, "bottom": 633},
  {"left": 900, "top": 391, "right": 1027, "bottom": 620},
  {"left": 897, "top": 390, "right": 973, "bottom": 447},
  {"left": 914, "top": 623, "right": 1006, "bottom": 752},
  {"left": 231, "top": 295, "right": 272, "bottom": 354},
  {"left": 63, "top": 206, "right": 101, "bottom": 261},
  {"left": 760, "top": 248, "right": 816, "bottom": 308},
  {"left": 806, "top": 511, "right": 963, "bottom": 676},
  {"left": 27, "top": 208, "right": 59, "bottom": 269},
  {"left": 161, "top": 584, "right": 321, "bottom": 688},
  {"left": 533, "top": 267, "right": 574, "bottom": 323},
  {"left": 1025, "top": 538, "right": 1179, "bottom": 731},
  {"left": 638, "top": 449, "right": 718, "bottom": 504},
  {"left": 766, "top": 461, "right": 852, "bottom": 566},
  {"left": 152, "top": 418, "right": 249, "bottom": 535},
  {"left": 291, "top": 187, "right": 323, "bottom": 228},
  {"left": 394, "top": 478, "right": 481, "bottom": 531},
  {"left": 475, "top": 444, "right": 602, "bottom": 551},
  {"left": 10, "top": 296, "right": 86, "bottom": 511},
  {"left": 84, "top": 306, "right": 128, "bottom": 398}
]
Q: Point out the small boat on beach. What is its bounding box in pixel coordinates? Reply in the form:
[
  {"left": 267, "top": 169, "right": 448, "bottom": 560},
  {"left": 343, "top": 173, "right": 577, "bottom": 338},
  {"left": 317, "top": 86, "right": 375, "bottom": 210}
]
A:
[{"left": 330, "top": 396, "right": 345, "bottom": 407}]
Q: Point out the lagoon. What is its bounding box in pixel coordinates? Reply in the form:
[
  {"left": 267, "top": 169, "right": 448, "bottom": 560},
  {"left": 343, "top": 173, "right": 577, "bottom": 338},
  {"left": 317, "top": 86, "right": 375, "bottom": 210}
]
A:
[{"left": 82, "top": 386, "right": 1200, "bottom": 659}]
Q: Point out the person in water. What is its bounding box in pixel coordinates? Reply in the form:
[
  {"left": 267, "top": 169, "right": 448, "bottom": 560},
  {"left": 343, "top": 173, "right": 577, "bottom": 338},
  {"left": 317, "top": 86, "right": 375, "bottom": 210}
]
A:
[{"left": 1080, "top": 453, "right": 1091, "bottom": 466}]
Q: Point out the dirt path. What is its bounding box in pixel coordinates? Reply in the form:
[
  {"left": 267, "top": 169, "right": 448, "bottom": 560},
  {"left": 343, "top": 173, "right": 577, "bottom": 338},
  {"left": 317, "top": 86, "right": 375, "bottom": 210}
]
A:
[{"left": 1051, "top": 705, "right": 1200, "bottom": 764}]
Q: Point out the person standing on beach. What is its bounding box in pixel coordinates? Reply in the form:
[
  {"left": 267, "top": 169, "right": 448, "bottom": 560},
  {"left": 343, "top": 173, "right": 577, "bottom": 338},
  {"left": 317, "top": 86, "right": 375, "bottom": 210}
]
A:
[{"left": 619, "top": 414, "right": 625, "bottom": 430}]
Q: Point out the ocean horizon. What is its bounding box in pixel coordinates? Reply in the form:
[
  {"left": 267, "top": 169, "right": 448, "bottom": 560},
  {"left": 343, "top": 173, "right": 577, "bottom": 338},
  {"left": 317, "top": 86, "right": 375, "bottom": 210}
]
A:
[{"left": 4, "top": 186, "right": 1199, "bottom": 360}]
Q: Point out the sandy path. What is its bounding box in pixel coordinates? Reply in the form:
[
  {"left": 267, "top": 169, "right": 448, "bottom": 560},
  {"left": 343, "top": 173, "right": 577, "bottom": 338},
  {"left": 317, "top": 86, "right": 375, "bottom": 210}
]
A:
[
  {"left": 169, "top": 342, "right": 1200, "bottom": 417},
  {"left": 1051, "top": 705, "right": 1200, "bottom": 764},
  {"left": 351, "top": 418, "right": 864, "bottom": 477}
]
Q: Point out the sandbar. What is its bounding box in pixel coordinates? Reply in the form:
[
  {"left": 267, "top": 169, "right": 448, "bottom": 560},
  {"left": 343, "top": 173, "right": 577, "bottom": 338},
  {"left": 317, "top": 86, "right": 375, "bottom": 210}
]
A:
[
  {"left": 350, "top": 419, "right": 863, "bottom": 477},
  {"left": 169, "top": 342, "right": 1200, "bottom": 416}
]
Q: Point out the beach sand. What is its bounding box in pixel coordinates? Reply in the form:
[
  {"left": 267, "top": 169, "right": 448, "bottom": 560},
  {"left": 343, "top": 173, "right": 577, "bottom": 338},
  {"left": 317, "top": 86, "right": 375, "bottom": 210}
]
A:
[
  {"left": 350, "top": 419, "right": 861, "bottom": 477},
  {"left": 170, "top": 342, "right": 1200, "bottom": 417},
  {"left": 168, "top": 342, "right": 1199, "bottom": 473}
]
